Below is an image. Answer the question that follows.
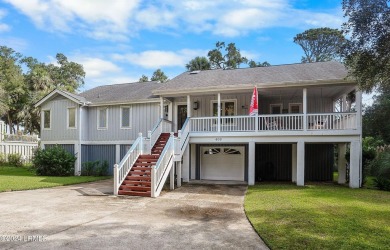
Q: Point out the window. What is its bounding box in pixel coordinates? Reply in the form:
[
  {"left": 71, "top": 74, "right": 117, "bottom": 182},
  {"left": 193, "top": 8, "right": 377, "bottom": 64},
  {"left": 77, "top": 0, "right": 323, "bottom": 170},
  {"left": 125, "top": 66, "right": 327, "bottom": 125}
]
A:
[
  {"left": 68, "top": 107, "right": 76, "bottom": 128},
  {"left": 121, "top": 106, "right": 131, "bottom": 129},
  {"left": 97, "top": 108, "right": 108, "bottom": 129},
  {"left": 43, "top": 110, "right": 51, "bottom": 129},
  {"left": 211, "top": 100, "right": 236, "bottom": 116},
  {"left": 289, "top": 103, "right": 302, "bottom": 114},
  {"left": 270, "top": 104, "right": 283, "bottom": 114}
]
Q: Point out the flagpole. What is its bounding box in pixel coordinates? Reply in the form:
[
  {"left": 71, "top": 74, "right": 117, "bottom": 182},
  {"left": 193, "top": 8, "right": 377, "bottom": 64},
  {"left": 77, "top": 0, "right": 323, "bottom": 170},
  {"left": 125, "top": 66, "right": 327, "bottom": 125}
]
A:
[{"left": 255, "top": 87, "right": 258, "bottom": 132}]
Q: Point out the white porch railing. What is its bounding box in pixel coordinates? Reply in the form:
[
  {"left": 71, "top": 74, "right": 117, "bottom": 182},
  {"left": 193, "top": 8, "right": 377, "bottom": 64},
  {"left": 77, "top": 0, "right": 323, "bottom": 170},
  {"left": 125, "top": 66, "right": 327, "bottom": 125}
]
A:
[
  {"left": 188, "top": 112, "right": 357, "bottom": 133},
  {"left": 151, "top": 133, "right": 175, "bottom": 198},
  {"left": 113, "top": 133, "right": 143, "bottom": 195},
  {"left": 148, "top": 118, "right": 172, "bottom": 154},
  {"left": 307, "top": 113, "right": 357, "bottom": 130}
]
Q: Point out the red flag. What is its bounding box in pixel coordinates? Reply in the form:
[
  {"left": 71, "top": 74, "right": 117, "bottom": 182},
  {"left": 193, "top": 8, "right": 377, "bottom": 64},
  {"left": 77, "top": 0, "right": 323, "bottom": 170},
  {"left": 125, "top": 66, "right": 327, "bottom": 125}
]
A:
[{"left": 249, "top": 87, "right": 258, "bottom": 116}]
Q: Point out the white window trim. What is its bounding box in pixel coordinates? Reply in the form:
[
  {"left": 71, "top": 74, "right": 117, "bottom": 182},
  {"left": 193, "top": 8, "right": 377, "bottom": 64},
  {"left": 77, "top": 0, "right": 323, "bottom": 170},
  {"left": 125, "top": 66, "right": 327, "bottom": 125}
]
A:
[
  {"left": 67, "top": 107, "right": 77, "bottom": 129},
  {"left": 120, "top": 106, "right": 132, "bottom": 129},
  {"left": 42, "top": 109, "right": 51, "bottom": 130},
  {"left": 288, "top": 103, "right": 302, "bottom": 114},
  {"left": 270, "top": 103, "right": 283, "bottom": 114},
  {"left": 97, "top": 107, "right": 108, "bottom": 130},
  {"left": 210, "top": 99, "right": 237, "bottom": 116}
]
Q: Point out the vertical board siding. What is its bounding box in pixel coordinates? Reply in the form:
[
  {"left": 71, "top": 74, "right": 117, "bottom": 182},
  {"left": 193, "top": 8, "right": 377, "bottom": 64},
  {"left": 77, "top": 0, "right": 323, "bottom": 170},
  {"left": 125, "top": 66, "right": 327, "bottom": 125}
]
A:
[
  {"left": 173, "top": 92, "right": 334, "bottom": 125},
  {"left": 41, "top": 96, "right": 79, "bottom": 141},
  {"left": 120, "top": 144, "right": 132, "bottom": 160},
  {"left": 87, "top": 103, "right": 159, "bottom": 141},
  {"left": 255, "top": 144, "right": 292, "bottom": 181},
  {"left": 80, "top": 145, "right": 116, "bottom": 175},
  {"left": 305, "top": 144, "right": 334, "bottom": 181},
  {"left": 45, "top": 144, "right": 75, "bottom": 155}
]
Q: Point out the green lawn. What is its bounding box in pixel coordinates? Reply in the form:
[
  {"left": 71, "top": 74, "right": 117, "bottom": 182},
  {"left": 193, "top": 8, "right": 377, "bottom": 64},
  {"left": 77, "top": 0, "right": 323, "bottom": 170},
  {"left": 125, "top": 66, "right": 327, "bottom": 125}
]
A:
[
  {"left": 0, "top": 166, "right": 110, "bottom": 192},
  {"left": 245, "top": 184, "right": 390, "bottom": 250}
]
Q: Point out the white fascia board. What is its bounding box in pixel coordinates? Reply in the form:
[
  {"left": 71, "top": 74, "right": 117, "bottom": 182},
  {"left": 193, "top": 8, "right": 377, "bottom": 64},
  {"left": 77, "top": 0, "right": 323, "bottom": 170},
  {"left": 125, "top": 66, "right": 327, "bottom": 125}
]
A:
[
  {"left": 86, "top": 98, "right": 160, "bottom": 107},
  {"left": 153, "top": 79, "right": 356, "bottom": 96},
  {"left": 35, "top": 89, "right": 84, "bottom": 108}
]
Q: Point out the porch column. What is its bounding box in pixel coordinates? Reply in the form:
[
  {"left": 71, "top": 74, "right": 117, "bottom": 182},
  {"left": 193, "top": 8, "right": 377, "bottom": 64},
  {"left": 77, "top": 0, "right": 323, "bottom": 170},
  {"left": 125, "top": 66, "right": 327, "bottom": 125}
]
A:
[
  {"left": 177, "top": 161, "right": 182, "bottom": 187},
  {"left": 115, "top": 144, "right": 120, "bottom": 164},
  {"left": 248, "top": 141, "right": 255, "bottom": 185},
  {"left": 182, "top": 144, "right": 190, "bottom": 182},
  {"left": 217, "top": 93, "right": 221, "bottom": 132},
  {"left": 292, "top": 143, "right": 297, "bottom": 183},
  {"left": 342, "top": 94, "right": 347, "bottom": 112},
  {"left": 303, "top": 88, "right": 307, "bottom": 131},
  {"left": 160, "top": 97, "right": 164, "bottom": 119},
  {"left": 186, "top": 95, "right": 191, "bottom": 118},
  {"left": 350, "top": 140, "right": 361, "bottom": 188},
  {"left": 338, "top": 143, "right": 347, "bottom": 184},
  {"left": 356, "top": 89, "right": 363, "bottom": 185},
  {"left": 296, "top": 140, "right": 305, "bottom": 186},
  {"left": 74, "top": 143, "right": 81, "bottom": 176}
]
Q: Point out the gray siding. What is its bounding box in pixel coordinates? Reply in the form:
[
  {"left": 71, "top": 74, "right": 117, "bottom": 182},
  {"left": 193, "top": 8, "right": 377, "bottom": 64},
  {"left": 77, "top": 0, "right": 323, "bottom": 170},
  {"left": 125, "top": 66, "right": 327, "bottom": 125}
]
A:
[
  {"left": 86, "top": 103, "right": 159, "bottom": 141},
  {"left": 81, "top": 106, "right": 89, "bottom": 141},
  {"left": 45, "top": 144, "right": 75, "bottom": 155},
  {"left": 81, "top": 144, "right": 116, "bottom": 174},
  {"left": 41, "top": 96, "right": 79, "bottom": 141},
  {"left": 120, "top": 144, "right": 132, "bottom": 160}
]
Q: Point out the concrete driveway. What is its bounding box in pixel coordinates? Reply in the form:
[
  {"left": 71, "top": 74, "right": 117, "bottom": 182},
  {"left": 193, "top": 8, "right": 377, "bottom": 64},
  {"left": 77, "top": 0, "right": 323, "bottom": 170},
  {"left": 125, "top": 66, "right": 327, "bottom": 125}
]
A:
[{"left": 0, "top": 180, "right": 268, "bottom": 250}]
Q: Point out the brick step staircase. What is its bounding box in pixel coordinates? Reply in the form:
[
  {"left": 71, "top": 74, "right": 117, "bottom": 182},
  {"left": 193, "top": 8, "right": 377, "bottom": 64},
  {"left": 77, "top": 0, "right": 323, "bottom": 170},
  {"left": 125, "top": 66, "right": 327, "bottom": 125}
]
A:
[{"left": 118, "top": 133, "right": 170, "bottom": 197}]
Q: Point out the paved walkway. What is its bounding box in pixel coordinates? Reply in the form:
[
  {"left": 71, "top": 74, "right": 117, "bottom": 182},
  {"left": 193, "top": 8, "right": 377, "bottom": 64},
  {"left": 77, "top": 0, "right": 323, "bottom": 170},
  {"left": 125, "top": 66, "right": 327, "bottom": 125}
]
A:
[{"left": 0, "top": 179, "right": 268, "bottom": 249}]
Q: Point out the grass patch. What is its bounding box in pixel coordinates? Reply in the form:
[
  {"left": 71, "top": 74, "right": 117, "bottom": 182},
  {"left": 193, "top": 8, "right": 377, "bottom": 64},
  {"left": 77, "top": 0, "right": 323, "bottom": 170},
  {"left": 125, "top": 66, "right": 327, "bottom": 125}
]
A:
[
  {"left": 245, "top": 184, "right": 390, "bottom": 250},
  {"left": 0, "top": 166, "right": 110, "bottom": 192}
]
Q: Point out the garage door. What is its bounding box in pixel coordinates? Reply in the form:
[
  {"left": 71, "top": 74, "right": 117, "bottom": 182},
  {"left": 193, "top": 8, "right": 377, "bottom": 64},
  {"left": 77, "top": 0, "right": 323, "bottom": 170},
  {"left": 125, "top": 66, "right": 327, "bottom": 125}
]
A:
[{"left": 200, "top": 146, "right": 245, "bottom": 181}]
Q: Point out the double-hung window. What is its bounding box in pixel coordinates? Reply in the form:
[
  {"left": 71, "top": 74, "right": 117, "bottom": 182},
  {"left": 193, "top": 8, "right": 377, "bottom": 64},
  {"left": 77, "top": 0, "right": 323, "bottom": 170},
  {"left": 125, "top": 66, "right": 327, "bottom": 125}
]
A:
[
  {"left": 97, "top": 107, "right": 108, "bottom": 130},
  {"left": 121, "top": 106, "right": 132, "bottom": 129},
  {"left": 68, "top": 107, "right": 76, "bottom": 129},
  {"left": 43, "top": 110, "right": 51, "bottom": 129}
]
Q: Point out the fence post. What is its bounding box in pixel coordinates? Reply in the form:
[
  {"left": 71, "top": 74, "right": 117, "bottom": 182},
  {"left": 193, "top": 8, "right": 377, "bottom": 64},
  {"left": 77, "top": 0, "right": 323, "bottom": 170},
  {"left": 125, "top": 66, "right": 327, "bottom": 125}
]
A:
[
  {"left": 113, "top": 164, "right": 119, "bottom": 195},
  {"left": 151, "top": 168, "right": 156, "bottom": 198}
]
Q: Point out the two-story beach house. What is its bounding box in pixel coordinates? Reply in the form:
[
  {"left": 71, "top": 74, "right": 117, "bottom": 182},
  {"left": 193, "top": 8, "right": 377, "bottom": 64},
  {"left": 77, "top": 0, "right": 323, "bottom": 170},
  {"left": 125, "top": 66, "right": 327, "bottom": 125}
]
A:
[{"left": 36, "top": 61, "right": 362, "bottom": 197}]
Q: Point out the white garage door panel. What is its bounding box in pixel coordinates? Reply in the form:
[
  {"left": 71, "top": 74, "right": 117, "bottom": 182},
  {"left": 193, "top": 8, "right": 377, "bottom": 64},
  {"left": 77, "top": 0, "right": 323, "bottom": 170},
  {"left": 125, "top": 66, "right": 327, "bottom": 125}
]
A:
[{"left": 201, "top": 146, "right": 245, "bottom": 181}]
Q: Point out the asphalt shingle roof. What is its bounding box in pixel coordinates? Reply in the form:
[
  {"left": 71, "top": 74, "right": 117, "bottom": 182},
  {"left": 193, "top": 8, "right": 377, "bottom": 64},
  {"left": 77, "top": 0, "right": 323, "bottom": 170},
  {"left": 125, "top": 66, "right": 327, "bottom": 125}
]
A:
[
  {"left": 154, "top": 61, "right": 350, "bottom": 94},
  {"left": 79, "top": 81, "right": 160, "bottom": 104}
]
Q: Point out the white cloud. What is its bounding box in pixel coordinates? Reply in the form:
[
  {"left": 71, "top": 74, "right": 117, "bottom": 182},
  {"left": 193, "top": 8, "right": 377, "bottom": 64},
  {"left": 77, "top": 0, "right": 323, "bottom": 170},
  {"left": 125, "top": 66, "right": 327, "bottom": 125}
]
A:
[
  {"left": 5, "top": 0, "right": 344, "bottom": 40},
  {"left": 0, "top": 9, "right": 10, "bottom": 32},
  {"left": 72, "top": 57, "right": 121, "bottom": 78},
  {"left": 4, "top": 0, "right": 140, "bottom": 41},
  {"left": 0, "top": 36, "right": 27, "bottom": 51},
  {"left": 112, "top": 49, "right": 207, "bottom": 69}
]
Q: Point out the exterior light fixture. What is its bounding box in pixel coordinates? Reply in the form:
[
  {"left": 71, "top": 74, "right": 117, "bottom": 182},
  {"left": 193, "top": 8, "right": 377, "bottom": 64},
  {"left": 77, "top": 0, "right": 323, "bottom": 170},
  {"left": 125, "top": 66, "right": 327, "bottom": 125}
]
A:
[{"left": 193, "top": 101, "right": 199, "bottom": 110}]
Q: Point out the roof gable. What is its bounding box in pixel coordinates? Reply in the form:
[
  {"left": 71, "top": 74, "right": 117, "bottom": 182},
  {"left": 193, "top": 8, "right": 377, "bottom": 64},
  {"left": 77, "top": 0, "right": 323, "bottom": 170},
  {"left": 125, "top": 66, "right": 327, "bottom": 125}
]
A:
[{"left": 35, "top": 89, "right": 87, "bottom": 108}]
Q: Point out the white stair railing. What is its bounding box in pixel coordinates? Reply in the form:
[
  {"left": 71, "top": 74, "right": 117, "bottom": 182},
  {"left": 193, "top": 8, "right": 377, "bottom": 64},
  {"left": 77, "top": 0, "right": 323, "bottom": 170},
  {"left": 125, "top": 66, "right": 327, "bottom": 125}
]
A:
[
  {"left": 151, "top": 133, "right": 175, "bottom": 198},
  {"left": 113, "top": 133, "right": 143, "bottom": 195},
  {"left": 179, "top": 118, "right": 190, "bottom": 153},
  {"left": 148, "top": 118, "right": 172, "bottom": 153}
]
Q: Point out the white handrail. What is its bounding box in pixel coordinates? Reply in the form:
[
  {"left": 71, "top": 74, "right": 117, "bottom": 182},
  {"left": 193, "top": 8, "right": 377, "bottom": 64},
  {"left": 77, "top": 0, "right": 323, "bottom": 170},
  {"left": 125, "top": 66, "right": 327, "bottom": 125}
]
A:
[
  {"left": 151, "top": 133, "right": 175, "bottom": 198},
  {"left": 179, "top": 117, "right": 190, "bottom": 151},
  {"left": 148, "top": 118, "right": 172, "bottom": 153},
  {"left": 113, "top": 133, "right": 143, "bottom": 195}
]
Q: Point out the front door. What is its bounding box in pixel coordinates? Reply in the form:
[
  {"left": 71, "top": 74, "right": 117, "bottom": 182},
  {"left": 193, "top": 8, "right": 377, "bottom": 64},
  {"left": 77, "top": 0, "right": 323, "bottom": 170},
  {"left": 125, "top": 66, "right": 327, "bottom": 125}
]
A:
[{"left": 177, "top": 105, "right": 187, "bottom": 130}]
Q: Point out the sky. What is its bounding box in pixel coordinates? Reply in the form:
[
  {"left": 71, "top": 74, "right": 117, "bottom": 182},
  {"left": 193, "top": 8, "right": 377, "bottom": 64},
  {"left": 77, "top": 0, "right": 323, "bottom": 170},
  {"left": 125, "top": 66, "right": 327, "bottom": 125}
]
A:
[{"left": 0, "top": 0, "right": 374, "bottom": 104}]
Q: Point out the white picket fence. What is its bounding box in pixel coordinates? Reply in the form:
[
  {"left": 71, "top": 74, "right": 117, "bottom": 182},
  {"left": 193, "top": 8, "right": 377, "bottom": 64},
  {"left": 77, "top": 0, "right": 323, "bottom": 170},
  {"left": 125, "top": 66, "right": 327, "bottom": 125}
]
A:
[{"left": 0, "top": 142, "right": 38, "bottom": 163}]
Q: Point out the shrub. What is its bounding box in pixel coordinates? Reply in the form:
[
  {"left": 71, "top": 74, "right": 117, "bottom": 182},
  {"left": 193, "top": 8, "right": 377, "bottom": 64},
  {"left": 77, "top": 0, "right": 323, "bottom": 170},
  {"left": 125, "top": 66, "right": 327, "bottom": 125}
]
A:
[
  {"left": 8, "top": 153, "right": 23, "bottom": 167},
  {"left": 0, "top": 153, "right": 6, "bottom": 165},
  {"left": 33, "top": 146, "right": 76, "bottom": 176},
  {"left": 81, "top": 160, "right": 109, "bottom": 176},
  {"left": 369, "top": 149, "right": 390, "bottom": 191},
  {"left": 95, "top": 160, "right": 109, "bottom": 176},
  {"left": 81, "top": 161, "right": 100, "bottom": 176}
]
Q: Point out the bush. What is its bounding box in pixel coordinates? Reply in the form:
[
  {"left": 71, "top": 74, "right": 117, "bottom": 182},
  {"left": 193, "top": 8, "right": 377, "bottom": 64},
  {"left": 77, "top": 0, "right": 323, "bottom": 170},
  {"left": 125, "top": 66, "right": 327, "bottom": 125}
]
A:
[
  {"left": 0, "top": 153, "right": 6, "bottom": 165},
  {"left": 81, "top": 160, "right": 109, "bottom": 176},
  {"left": 81, "top": 161, "right": 100, "bottom": 176},
  {"left": 33, "top": 146, "right": 76, "bottom": 176},
  {"left": 95, "top": 160, "right": 109, "bottom": 176},
  {"left": 369, "top": 149, "right": 390, "bottom": 191},
  {"left": 8, "top": 153, "right": 23, "bottom": 167}
]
